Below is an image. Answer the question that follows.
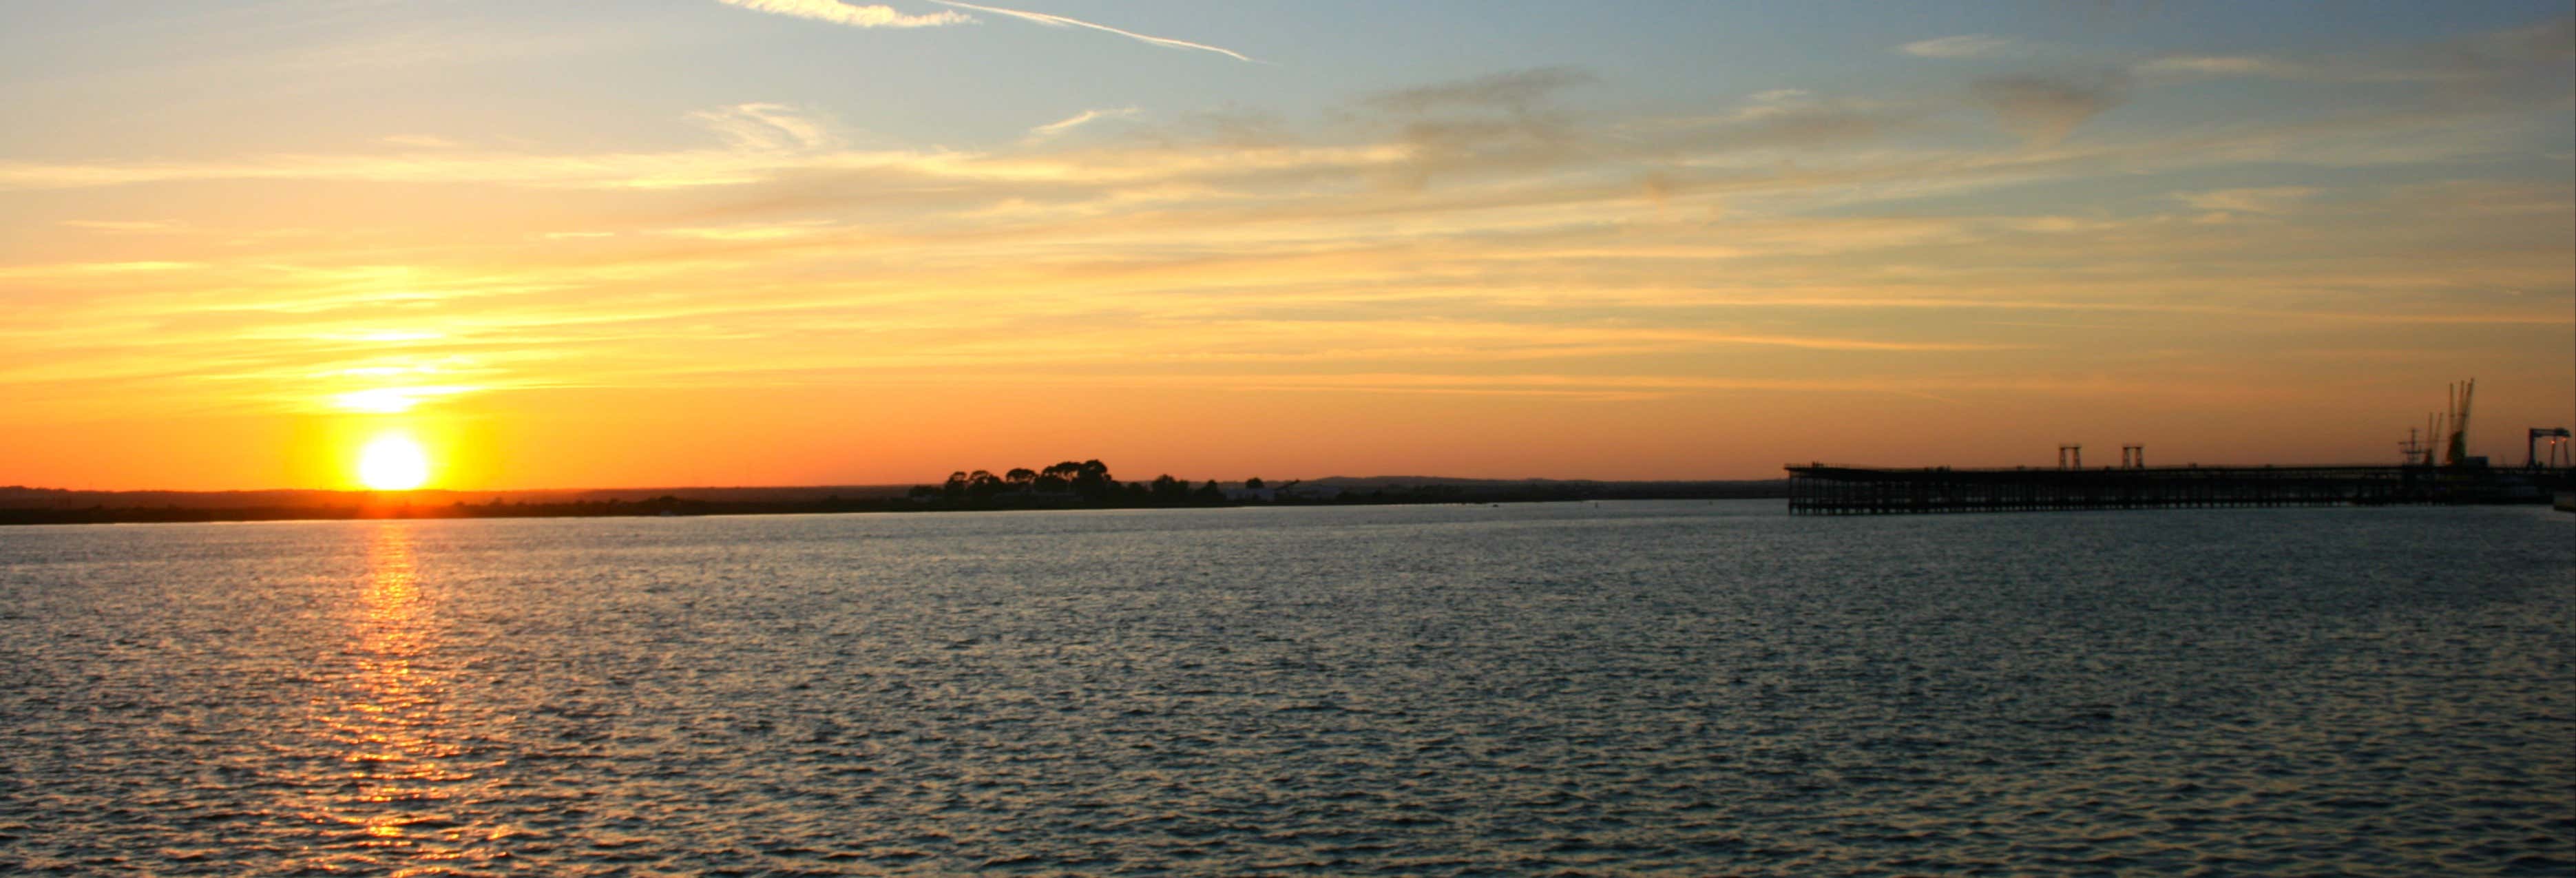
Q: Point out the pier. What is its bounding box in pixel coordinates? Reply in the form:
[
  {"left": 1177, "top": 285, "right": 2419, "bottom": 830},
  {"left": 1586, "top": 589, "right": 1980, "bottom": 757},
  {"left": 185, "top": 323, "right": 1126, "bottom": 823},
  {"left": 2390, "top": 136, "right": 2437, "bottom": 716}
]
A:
[{"left": 1785, "top": 463, "right": 2566, "bottom": 516}]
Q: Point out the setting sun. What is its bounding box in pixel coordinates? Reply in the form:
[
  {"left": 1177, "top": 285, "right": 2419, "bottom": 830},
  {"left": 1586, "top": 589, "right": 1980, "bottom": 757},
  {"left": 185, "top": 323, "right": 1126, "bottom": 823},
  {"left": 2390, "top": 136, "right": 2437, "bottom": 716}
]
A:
[{"left": 356, "top": 435, "right": 431, "bottom": 491}]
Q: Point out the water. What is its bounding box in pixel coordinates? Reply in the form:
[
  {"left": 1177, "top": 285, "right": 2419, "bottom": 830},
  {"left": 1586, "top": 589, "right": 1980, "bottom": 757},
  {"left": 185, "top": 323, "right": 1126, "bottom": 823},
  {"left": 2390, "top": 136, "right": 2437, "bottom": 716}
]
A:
[{"left": 2, "top": 501, "right": 2569, "bottom": 875}]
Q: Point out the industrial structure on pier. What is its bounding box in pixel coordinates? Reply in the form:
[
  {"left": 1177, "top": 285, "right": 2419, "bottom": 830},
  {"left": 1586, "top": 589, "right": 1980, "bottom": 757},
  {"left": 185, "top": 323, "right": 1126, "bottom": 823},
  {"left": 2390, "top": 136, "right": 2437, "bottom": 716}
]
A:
[{"left": 1788, "top": 379, "right": 2573, "bottom": 516}]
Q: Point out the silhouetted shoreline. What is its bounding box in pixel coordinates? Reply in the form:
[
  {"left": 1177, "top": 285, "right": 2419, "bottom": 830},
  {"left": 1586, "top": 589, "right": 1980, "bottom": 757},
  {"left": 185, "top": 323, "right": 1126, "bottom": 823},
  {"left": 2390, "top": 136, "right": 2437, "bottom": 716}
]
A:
[{"left": 0, "top": 478, "right": 1790, "bottom": 526}]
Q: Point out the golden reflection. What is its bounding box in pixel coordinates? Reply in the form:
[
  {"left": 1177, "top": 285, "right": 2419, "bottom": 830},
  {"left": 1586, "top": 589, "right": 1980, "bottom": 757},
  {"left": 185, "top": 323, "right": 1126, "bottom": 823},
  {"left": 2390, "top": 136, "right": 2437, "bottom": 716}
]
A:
[{"left": 292, "top": 523, "right": 500, "bottom": 870}]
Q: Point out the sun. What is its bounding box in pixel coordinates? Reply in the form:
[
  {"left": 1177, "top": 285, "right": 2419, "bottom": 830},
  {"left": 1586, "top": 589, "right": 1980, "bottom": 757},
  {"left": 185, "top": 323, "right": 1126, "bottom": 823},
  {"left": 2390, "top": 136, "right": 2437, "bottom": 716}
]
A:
[{"left": 357, "top": 434, "right": 431, "bottom": 491}]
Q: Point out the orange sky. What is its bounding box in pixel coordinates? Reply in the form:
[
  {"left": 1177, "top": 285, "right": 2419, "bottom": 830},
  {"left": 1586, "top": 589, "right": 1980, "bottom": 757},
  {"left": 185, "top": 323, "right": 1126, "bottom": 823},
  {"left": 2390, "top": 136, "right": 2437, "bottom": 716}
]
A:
[{"left": 3, "top": 3, "right": 2570, "bottom": 490}]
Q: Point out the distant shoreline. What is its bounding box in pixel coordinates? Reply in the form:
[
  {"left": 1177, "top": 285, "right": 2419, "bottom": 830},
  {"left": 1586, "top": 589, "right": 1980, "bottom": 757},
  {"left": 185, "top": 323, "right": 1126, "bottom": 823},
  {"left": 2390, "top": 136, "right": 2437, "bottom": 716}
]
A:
[{"left": 0, "top": 479, "right": 1790, "bottom": 526}]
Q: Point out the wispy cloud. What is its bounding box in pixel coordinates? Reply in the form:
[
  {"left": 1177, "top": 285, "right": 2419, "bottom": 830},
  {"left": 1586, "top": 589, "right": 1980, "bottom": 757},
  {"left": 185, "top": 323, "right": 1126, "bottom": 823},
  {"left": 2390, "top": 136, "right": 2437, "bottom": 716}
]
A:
[
  {"left": 1027, "top": 106, "right": 1142, "bottom": 141},
  {"left": 57, "top": 219, "right": 183, "bottom": 233},
  {"left": 687, "top": 103, "right": 838, "bottom": 151},
  {"left": 715, "top": 0, "right": 969, "bottom": 28},
  {"left": 1365, "top": 67, "right": 1595, "bottom": 114},
  {"left": 2136, "top": 55, "right": 2298, "bottom": 79},
  {"left": 2174, "top": 186, "right": 2319, "bottom": 215},
  {"left": 2135, "top": 16, "right": 2573, "bottom": 84},
  {"left": 1354, "top": 67, "right": 1599, "bottom": 187},
  {"left": 927, "top": 0, "right": 1260, "bottom": 63},
  {"left": 647, "top": 220, "right": 841, "bottom": 241},
  {"left": 1972, "top": 70, "right": 2129, "bottom": 145},
  {"left": 710, "top": 0, "right": 1258, "bottom": 61},
  {"left": 333, "top": 385, "right": 482, "bottom": 414},
  {"left": 1901, "top": 34, "right": 2015, "bottom": 59},
  {"left": 0, "top": 260, "right": 202, "bottom": 278}
]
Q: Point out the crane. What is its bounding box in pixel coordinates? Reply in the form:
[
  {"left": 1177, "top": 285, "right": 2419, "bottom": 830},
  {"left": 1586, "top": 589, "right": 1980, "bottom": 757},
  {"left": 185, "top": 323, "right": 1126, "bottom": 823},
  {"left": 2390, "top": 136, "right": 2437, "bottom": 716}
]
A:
[
  {"left": 2532, "top": 427, "right": 2573, "bottom": 469},
  {"left": 2442, "top": 379, "right": 2475, "bottom": 467}
]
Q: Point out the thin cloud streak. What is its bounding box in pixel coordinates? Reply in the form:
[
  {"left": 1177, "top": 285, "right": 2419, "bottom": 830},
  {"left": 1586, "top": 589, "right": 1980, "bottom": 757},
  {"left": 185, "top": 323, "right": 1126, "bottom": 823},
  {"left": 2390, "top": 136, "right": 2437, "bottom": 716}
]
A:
[
  {"left": 715, "top": 0, "right": 970, "bottom": 28},
  {"left": 1900, "top": 34, "right": 2015, "bottom": 59},
  {"left": 928, "top": 0, "right": 1261, "bottom": 63},
  {"left": 1027, "top": 106, "right": 1142, "bottom": 140},
  {"left": 2135, "top": 16, "right": 2572, "bottom": 84}
]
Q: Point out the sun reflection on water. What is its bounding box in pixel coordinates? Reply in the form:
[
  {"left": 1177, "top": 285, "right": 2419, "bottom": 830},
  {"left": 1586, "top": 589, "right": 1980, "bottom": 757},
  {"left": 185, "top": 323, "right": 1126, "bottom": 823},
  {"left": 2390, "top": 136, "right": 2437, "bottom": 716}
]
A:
[{"left": 288, "top": 524, "right": 505, "bottom": 872}]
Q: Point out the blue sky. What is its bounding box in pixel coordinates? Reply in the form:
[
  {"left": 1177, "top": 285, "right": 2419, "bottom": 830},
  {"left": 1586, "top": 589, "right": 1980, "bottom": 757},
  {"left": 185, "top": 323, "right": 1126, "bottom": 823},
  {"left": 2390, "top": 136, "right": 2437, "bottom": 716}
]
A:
[{"left": 10, "top": 1, "right": 2566, "bottom": 154}]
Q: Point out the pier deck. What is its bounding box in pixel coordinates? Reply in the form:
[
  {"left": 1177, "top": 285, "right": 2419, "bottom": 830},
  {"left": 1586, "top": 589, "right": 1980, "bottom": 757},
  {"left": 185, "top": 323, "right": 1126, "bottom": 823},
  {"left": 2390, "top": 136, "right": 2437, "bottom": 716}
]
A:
[{"left": 1785, "top": 463, "right": 2566, "bottom": 515}]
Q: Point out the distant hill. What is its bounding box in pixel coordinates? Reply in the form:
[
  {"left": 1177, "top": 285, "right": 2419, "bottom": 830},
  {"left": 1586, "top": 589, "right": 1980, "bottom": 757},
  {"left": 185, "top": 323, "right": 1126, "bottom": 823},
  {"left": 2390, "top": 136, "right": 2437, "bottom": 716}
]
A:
[
  {"left": 0, "top": 479, "right": 1790, "bottom": 510},
  {"left": 0, "top": 477, "right": 1787, "bottom": 525},
  {"left": 0, "top": 484, "right": 917, "bottom": 510}
]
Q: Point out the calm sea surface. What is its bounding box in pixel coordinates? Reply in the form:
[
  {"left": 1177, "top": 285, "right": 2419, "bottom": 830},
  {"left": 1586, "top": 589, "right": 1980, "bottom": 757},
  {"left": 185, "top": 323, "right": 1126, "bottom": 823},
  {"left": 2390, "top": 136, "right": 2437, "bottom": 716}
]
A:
[{"left": 2, "top": 501, "right": 2570, "bottom": 876}]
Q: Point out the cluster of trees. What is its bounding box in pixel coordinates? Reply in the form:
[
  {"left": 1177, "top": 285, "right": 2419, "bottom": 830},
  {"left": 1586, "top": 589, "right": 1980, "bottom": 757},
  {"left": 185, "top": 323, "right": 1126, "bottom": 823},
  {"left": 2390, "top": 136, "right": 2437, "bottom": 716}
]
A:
[
  {"left": 1141, "top": 474, "right": 1227, "bottom": 503},
  {"left": 907, "top": 461, "right": 1276, "bottom": 507},
  {"left": 921, "top": 459, "right": 1121, "bottom": 501}
]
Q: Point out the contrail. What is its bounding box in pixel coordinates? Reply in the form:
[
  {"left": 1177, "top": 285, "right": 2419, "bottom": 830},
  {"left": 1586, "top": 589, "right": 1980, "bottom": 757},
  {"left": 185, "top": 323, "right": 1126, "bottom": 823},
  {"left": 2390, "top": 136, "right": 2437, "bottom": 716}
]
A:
[
  {"left": 717, "top": 0, "right": 970, "bottom": 28},
  {"left": 928, "top": 0, "right": 1261, "bottom": 63}
]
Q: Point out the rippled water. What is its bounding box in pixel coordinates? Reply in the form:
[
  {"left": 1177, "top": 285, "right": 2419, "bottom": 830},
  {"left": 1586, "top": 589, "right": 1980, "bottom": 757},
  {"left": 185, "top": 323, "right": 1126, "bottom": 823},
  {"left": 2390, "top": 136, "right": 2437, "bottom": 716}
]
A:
[{"left": 2, "top": 501, "right": 2570, "bottom": 875}]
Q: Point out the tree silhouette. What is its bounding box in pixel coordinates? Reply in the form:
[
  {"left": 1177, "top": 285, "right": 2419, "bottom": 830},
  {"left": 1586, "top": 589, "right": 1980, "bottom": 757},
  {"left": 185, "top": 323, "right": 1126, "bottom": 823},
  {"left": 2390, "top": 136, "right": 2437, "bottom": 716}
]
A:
[
  {"left": 915, "top": 459, "right": 1317, "bottom": 507},
  {"left": 1073, "top": 460, "right": 1116, "bottom": 500}
]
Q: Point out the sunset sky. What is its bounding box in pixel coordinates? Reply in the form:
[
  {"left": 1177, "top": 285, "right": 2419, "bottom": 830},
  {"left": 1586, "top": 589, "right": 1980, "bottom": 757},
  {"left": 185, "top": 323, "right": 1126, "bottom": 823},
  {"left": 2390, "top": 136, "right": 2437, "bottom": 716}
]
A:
[{"left": 4, "top": 1, "right": 2570, "bottom": 490}]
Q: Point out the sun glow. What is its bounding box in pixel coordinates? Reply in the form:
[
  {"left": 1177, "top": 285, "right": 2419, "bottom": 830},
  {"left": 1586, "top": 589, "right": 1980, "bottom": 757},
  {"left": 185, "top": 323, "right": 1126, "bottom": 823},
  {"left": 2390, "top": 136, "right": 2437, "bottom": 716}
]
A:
[
  {"left": 357, "top": 434, "right": 431, "bottom": 490},
  {"left": 334, "top": 386, "right": 478, "bottom": 414}
]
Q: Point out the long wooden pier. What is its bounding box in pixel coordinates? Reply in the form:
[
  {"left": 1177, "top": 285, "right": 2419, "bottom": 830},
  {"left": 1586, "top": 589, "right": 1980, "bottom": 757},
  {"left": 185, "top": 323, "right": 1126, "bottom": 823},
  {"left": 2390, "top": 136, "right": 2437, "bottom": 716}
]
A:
[{"left": 1785, "top": 463, "right": 2566, "bottom": 515}]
